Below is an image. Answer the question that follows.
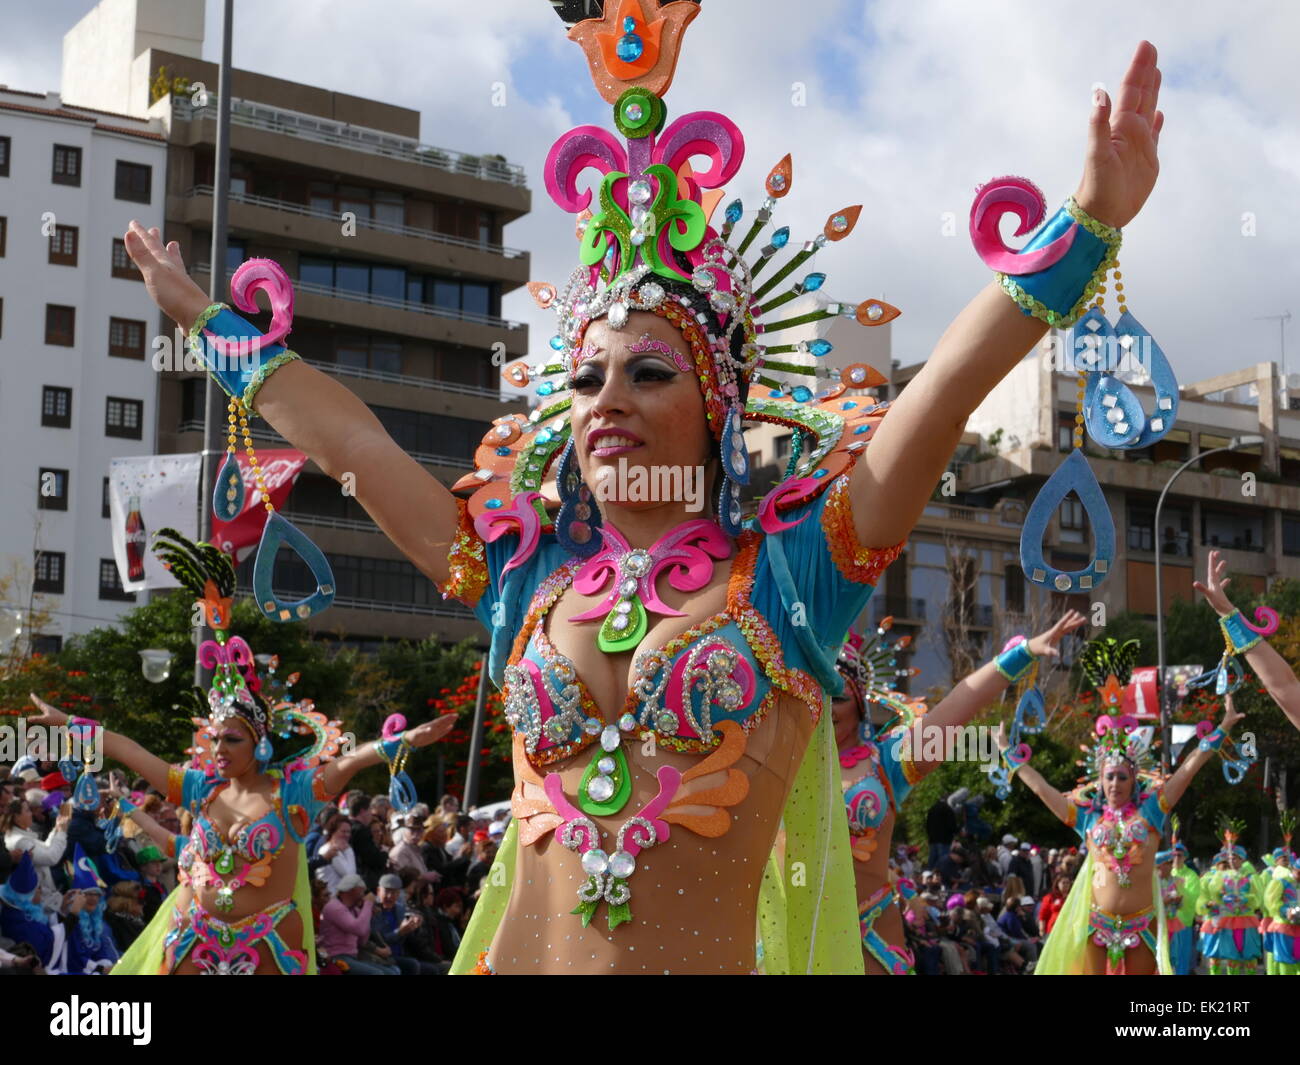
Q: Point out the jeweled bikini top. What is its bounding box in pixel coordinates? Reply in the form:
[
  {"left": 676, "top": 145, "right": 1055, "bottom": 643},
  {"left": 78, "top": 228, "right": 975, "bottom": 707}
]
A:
[{"left": 503, "top": 542, "right": 781, "bottom": 771}]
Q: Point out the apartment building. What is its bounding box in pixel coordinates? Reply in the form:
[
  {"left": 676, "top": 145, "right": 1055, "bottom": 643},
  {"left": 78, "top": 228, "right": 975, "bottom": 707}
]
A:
[
  {"left": 0, "top": 86, "right": 167, "bottom": 651},
  {"left": 59, "top": 0, "right": 531, "bottom": 650}
]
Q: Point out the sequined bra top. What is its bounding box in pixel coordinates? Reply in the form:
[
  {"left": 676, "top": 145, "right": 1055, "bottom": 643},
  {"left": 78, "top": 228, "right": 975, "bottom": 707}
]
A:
[{"left": 504, "top": 543, "right": 783, "bottom": 770}]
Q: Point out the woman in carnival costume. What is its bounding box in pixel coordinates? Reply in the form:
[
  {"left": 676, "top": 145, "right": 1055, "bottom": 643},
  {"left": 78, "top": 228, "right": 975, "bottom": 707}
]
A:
[
  {"left": 1194, "top": 549, "right": 1299, "bottom": 731},
  {"left": 1260, "top": 811, "right": 1299, "bottom": 975},
  {"left": 122, "top": 1, "right": 1166, "bottom": 973},
  {"left": 997, "top": 638, "right": 1240, "bottom": 974},
  {"left": 835, "top": 611, "right": 1085, "bottom": 973},
  {"left": 1156, "top": 818, "right": 1200, "bottom": 976},
  {"left": 27, "top": 531, "right": 455, "bottom": 975},
  {"left": 1197, "top": 818, "right": 1264, "bottom": 975}
]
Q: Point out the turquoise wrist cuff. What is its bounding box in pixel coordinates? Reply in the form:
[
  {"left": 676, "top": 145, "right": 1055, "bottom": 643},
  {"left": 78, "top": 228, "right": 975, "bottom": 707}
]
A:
[
  {"left": 995, "top": 640, "right": 1037, "bottom": 684},
  {"left": 996, "top": 199, "right": 1121, "bottom": 328},
  {"left": 1199, "top": 728, "right": 1226, "bottom": 753},
  {"left": 187, "top": 305, "right": 292, "bottom": 407},
  {"left": 1220, "top": 611, "right": 1262, "bottom": 655}
]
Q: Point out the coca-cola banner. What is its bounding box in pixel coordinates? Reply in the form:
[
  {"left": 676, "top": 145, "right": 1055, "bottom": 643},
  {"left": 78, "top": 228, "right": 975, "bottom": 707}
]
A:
[
  {"left": 1122, "top": 666, "right": 1161, "bottom": 720},
  {"left": 211, "top": 450, "right": 309, "bottom": 563},
  {"left": 108, "top": 454, "right": 203, "bottom": 591}
]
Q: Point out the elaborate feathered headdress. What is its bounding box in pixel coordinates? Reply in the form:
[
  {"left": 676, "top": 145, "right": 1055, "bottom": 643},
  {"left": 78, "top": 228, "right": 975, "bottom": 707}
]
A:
[
  {"left": 835, "top": 619, "right": 926, "bottom": 743},
  {"left": 1213, "top": 815, "right": 1248, "bottom": 865},
  {"left": 1074, "top": 636, "right": 1157, "bottom": 789},
  {"left": 154, "top": 529, "right": 344, "bottom": 773},
  {"left": 454, "top": 0, "right": 898, "bottom": 544}
]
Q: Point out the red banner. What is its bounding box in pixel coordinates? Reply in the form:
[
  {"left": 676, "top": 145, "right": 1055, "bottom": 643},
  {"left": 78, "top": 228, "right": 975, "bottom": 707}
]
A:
[
  {"left": 211, "top": 449, "right": 308, "bottom": 561},
  {"left": 1123, "top": 666, "right": 1161, "bottom": 720}
]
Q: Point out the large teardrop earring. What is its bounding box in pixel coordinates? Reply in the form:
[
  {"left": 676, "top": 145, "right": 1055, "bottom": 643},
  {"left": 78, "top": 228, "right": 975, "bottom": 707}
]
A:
[{"left": 555, "top": 438, "right": 602, "bottom": 556}]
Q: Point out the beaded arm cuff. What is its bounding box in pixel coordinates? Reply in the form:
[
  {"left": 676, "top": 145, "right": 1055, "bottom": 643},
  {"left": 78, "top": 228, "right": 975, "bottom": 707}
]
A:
[
  {"left": 821, "top": 475, "right": 905, "bottom": 585},
  {"left": 435, "top": 499, "right": 489, "bottom": 607},
  {"left": 1220, "top": 610, "right": 1263, "bottom": 656},
  {"left": 186, "top": 304, "right": 298, "bottom": 413},
  {"left": 995, "top": 197, "right": 1122, "bottom": 328},
  {"left": 1198, "top": 728, "right": 1226, "bottom": 753},
  {"left": 995, "top": 639, "right": 1037, "bottom": 684}
]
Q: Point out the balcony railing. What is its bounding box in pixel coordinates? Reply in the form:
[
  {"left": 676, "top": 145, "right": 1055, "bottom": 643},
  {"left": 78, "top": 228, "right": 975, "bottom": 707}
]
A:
[
  {"left": 301, "top": 358, "right": 505, "bottom": 401},
  {"left": 175, "top": 421, "right": 474, "bottom": 470},
  {"left": 172, "top": 96, "right": 527, "bottom": 188},
  {"left": 272, "top": 588, "right": 473, "bottom": 619},
  {"left": 279, "top": 510, "right": 376, "bottom": 533},
  {"left": 184, "top": 185, "right": 527, "bottom": 259},
  {"left": 193, "top": 263, "right": 524, "bottom": 332}
]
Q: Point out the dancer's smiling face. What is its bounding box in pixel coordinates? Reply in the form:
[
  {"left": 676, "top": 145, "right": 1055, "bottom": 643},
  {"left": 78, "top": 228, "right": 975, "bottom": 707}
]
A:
[
  {"left": 1101, "top": 763, "right": 1135, "bottom": 808},
  {"left": 568, "top": 312, "right": 717, "bottom": 514}
]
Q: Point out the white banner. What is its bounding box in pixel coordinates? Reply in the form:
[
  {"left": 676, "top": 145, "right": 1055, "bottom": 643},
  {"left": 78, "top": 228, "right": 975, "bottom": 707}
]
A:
[{"left": 108, "top": 454, "right": 202, "bottom": 591}]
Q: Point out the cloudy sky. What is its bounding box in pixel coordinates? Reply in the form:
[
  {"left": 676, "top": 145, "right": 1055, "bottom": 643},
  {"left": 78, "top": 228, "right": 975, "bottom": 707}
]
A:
[{"left": 4, "top": 0, "right": 1299, "bottom": 386}]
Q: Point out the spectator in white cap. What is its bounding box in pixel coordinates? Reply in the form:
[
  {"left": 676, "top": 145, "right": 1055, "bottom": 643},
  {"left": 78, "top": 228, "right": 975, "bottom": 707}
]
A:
[
  {"left": 1009, "top": 842, "right": 1035, "bottom": 892},
  {"left": 1028, "top": 844, "right": 1046, "bottom": 897},
  {"left": 996, "top": 834, "right": 1018, "bottom": 878}
]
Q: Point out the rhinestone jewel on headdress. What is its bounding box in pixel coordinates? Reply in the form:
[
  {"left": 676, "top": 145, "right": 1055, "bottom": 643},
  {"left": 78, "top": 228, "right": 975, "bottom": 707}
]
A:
[{"left": 836, "top": 619, "right": 925, "bottom": 740}]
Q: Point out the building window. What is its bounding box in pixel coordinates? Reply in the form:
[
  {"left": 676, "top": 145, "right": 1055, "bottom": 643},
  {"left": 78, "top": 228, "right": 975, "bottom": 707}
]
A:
[
  {"left": 49, "top": 224, "right": 78, "bottom": 266},
  {"left": 34, "top": 551, "right": 66, "bottom": 594},
  {"left": 1284, "top": 517, "right": 1300, "bottom": 558},
  {"left": 1201, "top": 509, "right": 1265, "bottom": 553},
  {"left": 41, "top": 386, "right": 72, "bottom": 428},
  {"left": 1004, "top": 563, "right": 1025, "bottom": 613},
  {"left": 114, "top": 161, "right": 152, "bottom": 204},
  {"left": 37, "top": 468, "right": 69, "bottom": 511},
  {"left": 0, "top": 215, "right": 7, "bottom": 256},
  {"left": 336, "top": 334, "right": 403, "bottom": 376},
  {"left": 1057, "top": 417, "right": 1074, "bottom": 453},
  {"left": 1128, "top": 503, "right": 1191, "bottom": 557},
  {"left": 111, "top": 238, "right": 142, "bottom": 280},
  {"left": 31, "top": 634, "right": 63, "bottom": 656},
  {"left": 99, "top": 559, "right": 136, "bottom": 601},
  {"left": 0, "top": 136, "right": 10, "bottom": 177},
  {"left": 105, "top": 396, "right": 143, "bottom": 439},
  {"left": 1059, "top": 497, "right": 1085, "bottom": 530},
  {"left": 102, "top": 476, "right": 111, "bottom": 518},
  {"left": 52, "top": 144, "right": 82, "bottom": 186},
  {"left": 45, "top": 304, "right": 76, "bottom": 346},
  {"left": 108, "top": 317, "right": 146, "bottom": 359}
]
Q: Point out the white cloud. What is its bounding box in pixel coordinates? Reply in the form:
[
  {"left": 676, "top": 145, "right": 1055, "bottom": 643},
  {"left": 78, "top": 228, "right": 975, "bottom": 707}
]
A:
[{"left": 6, "top": 0, "right": 1298, "bottom": 385}]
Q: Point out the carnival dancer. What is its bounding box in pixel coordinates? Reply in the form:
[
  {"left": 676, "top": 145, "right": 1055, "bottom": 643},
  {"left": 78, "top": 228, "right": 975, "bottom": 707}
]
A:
[
  {"left": 1260, "top": 812, "right": 1299, "bottom": 975},
  {"left": 998, "top": 638, "right": 1240, "bottom": 974},
  {"left": 63, "top": 844, "right": 120, "bottom": 974},
  {"left": 1194, "top": 549, "right": 1300, "bottom": 732},
  {"left": 1198, "top": 819, "right": 1264, "bottom": 975},
  {"left": 836, "top": 611, "right": 1085, "bottom": 973},
  {"left": 26, "top": 531, "right": 455, "bottom": 975},
  {"left": 1166, "top": 833, "right": 1200, "bottom": 976},
  {"left": 122, "top": 0, "right": 1166, "bottom": 973}
]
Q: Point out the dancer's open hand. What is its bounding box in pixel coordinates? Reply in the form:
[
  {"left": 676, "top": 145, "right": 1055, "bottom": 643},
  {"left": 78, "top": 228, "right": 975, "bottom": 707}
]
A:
[
  {"left": 1073, "top": 41, "right": 1163, "bottom": 228},
  {"left": 123, "top": 220, "right": 211, "bottom": 332},
  {"left": 1026, "top": 610, "right": 1088, "bottom": 658},
  {"left": 1192, "top": 549, "right": 1235, "bottom": 617}
]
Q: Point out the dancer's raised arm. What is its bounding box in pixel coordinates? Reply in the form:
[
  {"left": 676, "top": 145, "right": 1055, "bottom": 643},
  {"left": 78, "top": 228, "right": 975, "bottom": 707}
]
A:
[
  {"left": 1194, "top": 549, "right": 1300, "bottom": 731},
  {"left": 27, "top": 693, "right": 172, "bottom": 795},
  {"left": 921, "top": 611, "right": 1086, "bottom": 747},
  {"left": 122, "top": 222, "right": 461, "bottom": 587},
  {"left": 994, "top": 721, "right": 1072, "bottom": 825},
  {"left": 1161, "top": 695, "right": 1243, "bottom": 809},
  {"left": 849, "top": 41, "right": 1164, "bottom": 546}
]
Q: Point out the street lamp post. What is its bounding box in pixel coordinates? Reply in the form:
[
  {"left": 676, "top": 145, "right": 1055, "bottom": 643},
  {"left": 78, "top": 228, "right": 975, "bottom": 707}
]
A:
[{"left": 1153, "top": 434, "right": 1263, "bottom": 773}]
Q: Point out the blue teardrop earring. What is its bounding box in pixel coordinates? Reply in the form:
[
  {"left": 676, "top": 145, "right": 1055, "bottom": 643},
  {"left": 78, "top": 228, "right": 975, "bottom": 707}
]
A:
[
  {"left": 255, "top": 733, "right": 274, "bottom": 766},
  {"left": 555, "top": 438, "right": 602, "bottom": 556},
  {"left": 219, "top": 397, "right": 336, "bottom": 621}
]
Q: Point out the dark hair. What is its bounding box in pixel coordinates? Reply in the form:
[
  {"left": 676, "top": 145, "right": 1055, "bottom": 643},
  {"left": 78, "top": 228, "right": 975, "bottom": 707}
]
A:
[
  {"left": 322, "top": 813, "right": 349, "bottom": 840},
  {"left": 347, "top": 794, "right": 371, "bottom": 818},
  {"left": 435, "top": 886, "right": 465, "bottom": 910}
]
